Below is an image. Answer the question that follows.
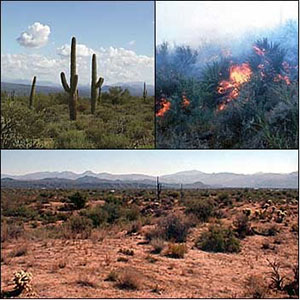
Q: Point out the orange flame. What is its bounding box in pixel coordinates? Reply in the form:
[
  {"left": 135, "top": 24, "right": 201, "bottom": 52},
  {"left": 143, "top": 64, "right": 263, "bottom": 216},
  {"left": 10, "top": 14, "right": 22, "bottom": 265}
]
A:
[
  {"left": 156, "top": 97, "right": 171, "bottom": 117},
  {"left": 274, "top": 74, "right": 291, "bottom": 85},
  {"left": 217, "top": 63, "right": 252, "bottom": 111},
  {"left": 182, "top": 94, "right": 190, "bottom": 108},
  {"left": 253, "top": 45, "right": 265, "bottom": 56}
]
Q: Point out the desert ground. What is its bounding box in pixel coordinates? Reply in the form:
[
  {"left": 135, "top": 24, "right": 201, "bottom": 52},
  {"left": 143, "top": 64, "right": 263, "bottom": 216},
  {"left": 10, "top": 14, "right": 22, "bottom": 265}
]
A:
[{"left": 1, "top": 188, "right": 298, "bottom": 298}]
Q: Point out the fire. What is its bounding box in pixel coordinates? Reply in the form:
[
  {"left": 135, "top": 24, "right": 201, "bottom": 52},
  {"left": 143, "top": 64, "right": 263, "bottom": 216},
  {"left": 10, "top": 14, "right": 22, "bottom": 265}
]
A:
[
  {"left": 274, "top": 74, "right": 291, "bottom": 85},
  {"left": 217, "top": 63, "right": 252, "bottom": 111},
  {"left": 182, "top": 93, "right": 190, "bottom": 108},
  {"left": 253, "top": 45, "right": 265, "bottom": 56},
  {"left": 156, "top": 97, "right": 171, "bottom": 117}
]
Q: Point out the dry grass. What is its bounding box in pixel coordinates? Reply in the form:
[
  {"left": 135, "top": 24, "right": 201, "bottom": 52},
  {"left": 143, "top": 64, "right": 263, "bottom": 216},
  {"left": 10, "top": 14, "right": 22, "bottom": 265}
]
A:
[{"left": 116, "top": 268, "right": 141, "bottom": 290}]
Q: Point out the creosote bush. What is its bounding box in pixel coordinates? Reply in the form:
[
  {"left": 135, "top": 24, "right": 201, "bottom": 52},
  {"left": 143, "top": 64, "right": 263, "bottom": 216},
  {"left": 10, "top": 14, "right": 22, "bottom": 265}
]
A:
[
  {"left": 185, "top": 198, "right": 215, "bottom": 222},
  {"left": 195, "top": 225, "right": 241, "bottom": 253},
  {"left": 146, "top": 213, "right": 191, "bottom": 243},
  {"left": 69, "top": 192, "right": 87, "bottom": 210}
]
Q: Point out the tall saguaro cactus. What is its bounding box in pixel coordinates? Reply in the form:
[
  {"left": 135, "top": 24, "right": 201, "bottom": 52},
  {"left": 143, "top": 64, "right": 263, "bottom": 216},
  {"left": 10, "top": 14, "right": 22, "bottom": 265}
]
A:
[
  {"left": 143, "top": 82, "right": 147, "bottom": 101},
  {"left": 91, "top": 53, "right": 104, "bottom": 114},
  {"left": 156, "top": 176, "right": 162, "bottom": 202},
  {"left": 60, "top": 37, "right": 78, "bottom": 120},
  {"left": 29, "top": 76, "right": 36, "bottom": 109}
]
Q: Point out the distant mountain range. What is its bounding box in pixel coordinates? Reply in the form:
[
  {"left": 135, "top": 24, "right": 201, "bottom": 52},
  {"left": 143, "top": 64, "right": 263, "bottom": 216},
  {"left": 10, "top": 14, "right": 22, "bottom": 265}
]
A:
[
  {"left": 1, "top": 170, "right": 298, "bottom": 189},
  {"left": 1, "top": 81, "right": 154, "bottom": 97}
]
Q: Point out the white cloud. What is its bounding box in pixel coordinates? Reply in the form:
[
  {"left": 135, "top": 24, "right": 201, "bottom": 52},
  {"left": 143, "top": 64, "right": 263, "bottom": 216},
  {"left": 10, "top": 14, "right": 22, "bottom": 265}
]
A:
[
  {"left": 17, "top": 22, "right": 51, "bottom": 48},
  {"left": 128, "top": 40, "right": 136, "bottom": 46},
  {"left": 57, "top": 43, "right": 94, "bottom": 57},
  {"left": 1, "top": 46, "right": 154, "bottom": 86}
]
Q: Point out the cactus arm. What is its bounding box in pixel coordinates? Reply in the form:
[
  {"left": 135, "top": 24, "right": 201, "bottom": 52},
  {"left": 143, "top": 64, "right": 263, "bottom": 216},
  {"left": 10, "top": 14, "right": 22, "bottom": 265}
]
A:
[
  {"left": 60, "top": 72, "right": 70, "bottom": 92},
  {"left": 71, "top": 74, "right": 78, "bottom": 94},
  {"left": 95, "top": 77, "right": 104, "bottom": 88}
]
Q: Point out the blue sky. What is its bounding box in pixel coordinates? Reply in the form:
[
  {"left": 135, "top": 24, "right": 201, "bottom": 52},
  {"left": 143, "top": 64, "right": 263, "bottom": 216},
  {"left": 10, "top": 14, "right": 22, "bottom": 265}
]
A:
[
  {"left": 1, "top": 1, "right": 154, "bottom": 85},
  {"left": 2, "top": 150, "right": 298, "bottom": 176}
]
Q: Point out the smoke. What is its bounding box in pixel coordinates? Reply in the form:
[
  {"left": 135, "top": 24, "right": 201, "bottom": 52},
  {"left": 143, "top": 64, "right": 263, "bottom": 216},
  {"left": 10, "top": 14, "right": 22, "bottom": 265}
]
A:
[{"left": 156, "top": 19, "right": 298, "bottom": 80}]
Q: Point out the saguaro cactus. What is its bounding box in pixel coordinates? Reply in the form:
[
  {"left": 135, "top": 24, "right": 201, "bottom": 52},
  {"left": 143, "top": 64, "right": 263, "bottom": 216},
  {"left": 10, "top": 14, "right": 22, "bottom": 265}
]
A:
[
  {"left": 143, "top": 82, "right": 147, "bottom": 101},
  {"left": 29, "top": 76, "right": 36, "bottom": 109},
  {"left": 180, "top": 184, "right": 184, "bottom": 201},
  {"left": 156, "top": 176, "right": 162, "bottom": 201},
  {"left": 91, "top": 53, "right": 104, "bottom": 114},
  {"left": 60, "top": 37, "right": 78, "bottom": 120}
]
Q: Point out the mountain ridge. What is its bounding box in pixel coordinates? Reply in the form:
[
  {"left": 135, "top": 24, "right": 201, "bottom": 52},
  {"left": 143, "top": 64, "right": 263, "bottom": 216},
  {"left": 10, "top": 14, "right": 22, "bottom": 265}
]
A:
[{"left": 1, "top": 170, "right": 298, "bottom": 189}]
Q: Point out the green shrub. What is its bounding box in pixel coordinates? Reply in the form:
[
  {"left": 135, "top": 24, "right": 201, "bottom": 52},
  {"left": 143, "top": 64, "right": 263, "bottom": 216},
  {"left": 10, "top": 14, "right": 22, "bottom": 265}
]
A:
[
  {"left": 185, "top": 198, "right": 215, "bottom": 222},
  {"left": 195, "top": 225, "right": 241, "bottom": 253},
  {"left": 69, "top": 192, "right": 87, "bottom": 210},
  {"left": 233, "top": 214, "right": 253, "bottom": 239},
  {"left": 83, "top": 205, "right": 108, "bottom": 227}
]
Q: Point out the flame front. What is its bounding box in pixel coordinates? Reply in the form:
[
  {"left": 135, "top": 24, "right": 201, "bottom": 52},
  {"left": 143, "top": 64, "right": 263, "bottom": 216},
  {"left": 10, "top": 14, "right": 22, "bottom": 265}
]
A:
[
  {"left": 217, "top": 63, "right": 252, "bottom": 111},
  {"left": 156, "top": 97, "right": 171, "bottom": 117}
]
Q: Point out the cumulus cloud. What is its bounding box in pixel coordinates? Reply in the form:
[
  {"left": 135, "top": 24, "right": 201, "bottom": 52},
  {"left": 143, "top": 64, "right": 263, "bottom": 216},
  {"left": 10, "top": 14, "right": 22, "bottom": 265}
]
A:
[
  {"left": 57, "top": 43, "right": 94, "bottom": 57},
  {"left": 1, "top": 46, "right": 154, "bottom": 85},
  {"left": 17, "top": 22, "right": 51, "bottom": 48},
  {"left": 128, "top": 40, "right": 136, "bottom": 46}
]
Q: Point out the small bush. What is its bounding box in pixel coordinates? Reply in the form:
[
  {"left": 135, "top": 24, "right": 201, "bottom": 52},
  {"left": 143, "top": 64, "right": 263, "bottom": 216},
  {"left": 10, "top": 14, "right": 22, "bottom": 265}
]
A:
[
  {"left": 69, "top": 192, "right": 87, "bottom": 210},
  {"left": 185, "top": 198, "right": 215, "bottom": 222},
  {"left": 116, "top": 268, "right": 141, "bottom": 290},
  {"left": 244, "top": 274, "right": 268, "bottom": 298},
  {"left": 150, "top": 238, "right": 165, "bottom": 254},
  {"left": 66, "top": 215, "right": 92, "bottom": 239},
  {"left": 10, "top": 245, "right": 28, "bottom": 257},
  {"left": 164, "top": 243, "right": 187, "bottom": 259},
  {"left": 158, "top": 212, "right": 191, "bottom": 242},
  {"left": 119, "top": 248, "right": 134, "bottom": 256},
  {"left": 1, "top": 221, "right": 24, "bottom": 242},
  {"left": 195, "top": 225, "right": 240, "bottom": 253},
  {"left": 233, "top": 214, "right": 253, "bottom": 239}
]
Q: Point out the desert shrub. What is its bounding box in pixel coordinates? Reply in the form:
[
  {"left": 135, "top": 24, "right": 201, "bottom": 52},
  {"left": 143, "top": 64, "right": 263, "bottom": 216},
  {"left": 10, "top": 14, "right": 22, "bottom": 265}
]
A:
[
  {"left": 3, "top": 205, "right": 38, "bottom": 220},
  {"left": 69, "top": 192, "right": 87, "bottom": 210},
  {"left": 150, "top": 238, "right": 165, "bottom": 254},
  {"left": 66, "top": 215, "right": 92, "bottom": 238},
  {"left": 185, "top": 198, "right": 215, "bottom": 222},
  {"left": 9, "top": 245, "right": 28, "bottom": 257},
  {"left": 164, "top": 243, "right": 187, "bottom": 259},
  {"left": 121, "top": 205, "right": 140, "bottom": 222},
  {"left": 1, "top": 101, "right": 44, "bottom": 148},
  {"left": 119, "top": 248, "right": 134, "bottom": 256},
  {"left": 195, "top": 225, "right": 240, "bottom": 253},
  {"left": 54, "top": 130, "right": 92, "bottom": 148},
  {"left": 244, "top": 274, "right": 268, "bottom": 298},
  {"left": 127, "top": 220, "right": 142, "bottom": 234},
  {"left": 283, "top": 264, "right": 299, "bottom": 297},
  {"left": 233, "top": 214, "right": 253, "bottom": 239},
  {"left": 105, "top": 270, "right": 118, "bottom": 282},
  {"left": 116, "top": 268, "right": 141, "bottom": 290},
  {"left": 158, "top": 213, "right": 191, "bottom": 242},
  {"left": 1, "top": 221, "right": 24, "bottom": 242},
  {"left": 82, "top": 205, "right": 108, "bottom": 227}
]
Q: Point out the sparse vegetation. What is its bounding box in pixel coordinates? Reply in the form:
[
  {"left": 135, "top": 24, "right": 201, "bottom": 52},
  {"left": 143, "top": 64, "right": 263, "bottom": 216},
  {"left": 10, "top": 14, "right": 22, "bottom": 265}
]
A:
[{"left": 1, "top": 188, "right": 298, "bottom": 298}]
